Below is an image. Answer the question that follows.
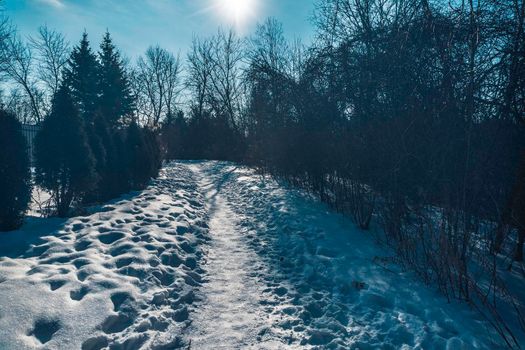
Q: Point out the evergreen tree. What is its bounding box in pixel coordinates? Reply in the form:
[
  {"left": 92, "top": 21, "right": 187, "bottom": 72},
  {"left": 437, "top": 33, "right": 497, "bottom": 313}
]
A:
[
  {"left": 93, "top": 31, "right": 137, "bottom": 200},
  {"left": 0, "top": 109, "right": 31, "bottom": 231},
  {"left": 64, "top": 32, "right": 100, "bottom": 118},
  {"left": 82, "top": 112, "right": 107, "bottom": 204},
  {"left": 92, "top": 112, "right": 124, "bottom": 200},
  {"left": 34, "top": 86, "right": 97, "bottom": 217},
  {"left": 64, "top": 32, "right": 109, "bottom": 202},
  {"left": 98, "top": 31, "right": 135, "bottom": 127}
]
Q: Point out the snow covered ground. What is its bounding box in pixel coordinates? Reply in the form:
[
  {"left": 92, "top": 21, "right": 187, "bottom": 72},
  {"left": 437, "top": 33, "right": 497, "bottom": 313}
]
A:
[{"left": 0, "top": 161, "right": 513, "bottom": 349}]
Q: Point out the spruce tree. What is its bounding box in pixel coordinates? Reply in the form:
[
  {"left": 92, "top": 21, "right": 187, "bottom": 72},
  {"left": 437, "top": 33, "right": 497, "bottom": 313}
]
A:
[
  {"left": 34, "top": 86, "right": 97, "bottom": 217},
  {"left": 93, "top": 112, "right": 122, "bottom": 200},
  {"left": 0, "top": 109, "right": 32, "bottom": 231},
  {"left": 82, "top": 116, "right": 107, "bottom": 204},
  {"left": 94, "top": 31, "right": 137, "bottom": 200},
  {"left": 99, "top": 31, "right": 135, "bottom": 127},
  {"left": 64, "top": 32, "right": 100, "bottom": 118},
  {"left": 64, "top": 32, "right": 108, "bottom": 202}
]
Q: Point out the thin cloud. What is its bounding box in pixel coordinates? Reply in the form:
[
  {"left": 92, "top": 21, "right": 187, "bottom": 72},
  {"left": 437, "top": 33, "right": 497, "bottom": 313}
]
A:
[{"left": 35, "top": 0, "right": 65, "bottom": 9}]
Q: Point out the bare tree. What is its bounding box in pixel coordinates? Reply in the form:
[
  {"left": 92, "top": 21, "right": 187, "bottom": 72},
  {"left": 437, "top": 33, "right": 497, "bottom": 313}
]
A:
[
  {"left": 186, "top": 36, "right": 214, "bottom": 117},
  {"left": 0, "top": 15, "right": 12, "bottom": 72},
  {"left": 493, "top": 0, "right": 525, "bottom": 259},
  {"left": 186, "top": 29, "right": 246, "bottom": 131},
  {"left": 134, "top": 45, "right": 182, "bottom": 128},
  {"left": 3, "top": 88, "right": 34, "bottom": 124},
  {"left": 0, "top": 31, "right": 43, "bottom": 123},
  {"left": 208, "top": 28, "right": 245, "bottom": 130},
  {"left": 248, "top": 18, "right": 290, "bottom": 74},
  {"left": 290, "top": 37, "right": 306, "bottom": 81},
  {"left": 29, "top": 25, "right": 70, "bottom": 96},
  {"left": 246, "top": 18, "right": 297, "bottom": 133}
]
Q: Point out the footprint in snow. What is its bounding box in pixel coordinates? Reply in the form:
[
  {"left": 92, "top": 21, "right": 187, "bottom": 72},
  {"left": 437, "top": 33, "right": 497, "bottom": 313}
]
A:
[{"left": 28, "top": 319, "right": 61, "bottom": 344}]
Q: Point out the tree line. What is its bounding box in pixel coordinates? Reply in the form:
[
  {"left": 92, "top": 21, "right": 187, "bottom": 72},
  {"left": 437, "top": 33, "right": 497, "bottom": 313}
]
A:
[
  {"left": 0, "top": 0, "right": 524, "bottom": 345},
  {"left": 1, "top": 30, "right": 161, "bottom": 225}
]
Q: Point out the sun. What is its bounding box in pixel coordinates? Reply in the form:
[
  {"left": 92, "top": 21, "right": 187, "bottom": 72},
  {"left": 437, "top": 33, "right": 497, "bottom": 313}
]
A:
[{"left": 216, "top": 0, "right": 258, "bottom": 29}]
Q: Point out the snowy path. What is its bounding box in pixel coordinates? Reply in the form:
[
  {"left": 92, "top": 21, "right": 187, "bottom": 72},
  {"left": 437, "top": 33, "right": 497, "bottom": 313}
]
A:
[
  {"left": 184, "top": 162, "right": 507, "bottom": 349},
  {"left": 0, "top": 161, "right": 510, "bottom": 349},
  {"left": 186, "top": 165, "right": 278, "bottom": 348}
]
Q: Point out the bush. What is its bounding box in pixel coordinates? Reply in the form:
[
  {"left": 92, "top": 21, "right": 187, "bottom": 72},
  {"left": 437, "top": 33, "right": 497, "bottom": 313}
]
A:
[
  {"left": 0, "top": 109, "right": 32, "bottom": 231},
  {"left": 143, "top": 127, "right": 162, "bottom": 179},
  {"left": 125, "top": 122, "right": 161, "bottom": 190},
  {"left": 110, "top": 129, "right": 132, "bottom": 196},
  {"left": 160, "top": 111, "right": 187, "bottom": 160}
]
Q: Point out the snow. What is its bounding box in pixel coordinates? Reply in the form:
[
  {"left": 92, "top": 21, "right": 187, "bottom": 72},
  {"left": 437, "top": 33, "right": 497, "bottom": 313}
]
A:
[
  {"left": 0, "top": 161, "right": 511, "bottom": 349},
  {"left": 0, "top": 164, "right": 208, "bottom": 349}
]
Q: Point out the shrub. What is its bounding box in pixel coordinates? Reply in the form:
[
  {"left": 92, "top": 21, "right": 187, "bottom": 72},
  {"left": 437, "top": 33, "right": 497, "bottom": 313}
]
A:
[
  {"left": 125, "top": 122, "right": 158, "bottom": 190},
  {"left": 0, "top": 109, "right": 32, "bottom": 231}
]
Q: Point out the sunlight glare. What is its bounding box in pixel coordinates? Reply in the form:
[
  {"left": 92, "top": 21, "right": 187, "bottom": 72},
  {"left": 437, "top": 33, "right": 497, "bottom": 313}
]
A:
[{"left": 216, "top": 0, "right": 258, "bottom": 30}]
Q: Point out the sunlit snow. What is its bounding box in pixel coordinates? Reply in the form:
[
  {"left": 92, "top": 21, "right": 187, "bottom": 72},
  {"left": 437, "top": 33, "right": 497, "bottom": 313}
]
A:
[{"left": 0, "top": 161, "right": 506, "bottom": 349}]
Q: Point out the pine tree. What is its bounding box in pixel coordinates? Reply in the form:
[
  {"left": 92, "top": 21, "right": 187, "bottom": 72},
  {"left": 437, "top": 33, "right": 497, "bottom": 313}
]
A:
[
  {"left": 34, "top": 86, "right": 97, "bottom": 217},
  {"left": 0, "top": 109, "right": 32, "bottom": 231},
  {"left": 64, "top": 32, "right": 108, "bottom": 202},
  {"left": 92, "top": 112, "right": 123, "bottom": 200},
  {"left": 98, "top": 31, "right": 135, "bottom": 127},
  {"left": 82, "top": 113, "right": 107, "bottom": 204},
  {"left": 64, "top": 32, "right": 100, "bottom": 118}
]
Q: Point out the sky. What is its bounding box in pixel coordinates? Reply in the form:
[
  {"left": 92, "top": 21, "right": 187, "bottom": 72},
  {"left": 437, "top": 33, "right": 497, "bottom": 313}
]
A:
[{"left": 3, "top": 0, "right": 317, "bottom": 60}]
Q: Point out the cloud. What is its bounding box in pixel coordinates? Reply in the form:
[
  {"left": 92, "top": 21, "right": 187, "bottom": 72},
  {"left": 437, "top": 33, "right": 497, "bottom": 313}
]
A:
[{"left": 35, "top": 0, "right": 65, "bottom": 9}]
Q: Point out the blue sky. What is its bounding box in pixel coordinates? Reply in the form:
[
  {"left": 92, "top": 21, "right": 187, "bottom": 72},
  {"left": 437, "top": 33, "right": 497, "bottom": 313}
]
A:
[{"left": 3, "top": 0, "right": 316, "bottom": 59}]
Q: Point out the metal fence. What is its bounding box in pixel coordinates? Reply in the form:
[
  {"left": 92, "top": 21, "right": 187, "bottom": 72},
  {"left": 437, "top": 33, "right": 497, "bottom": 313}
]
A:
[{"left": 21, "top": 124, "right": 40, "bottom": 165}]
